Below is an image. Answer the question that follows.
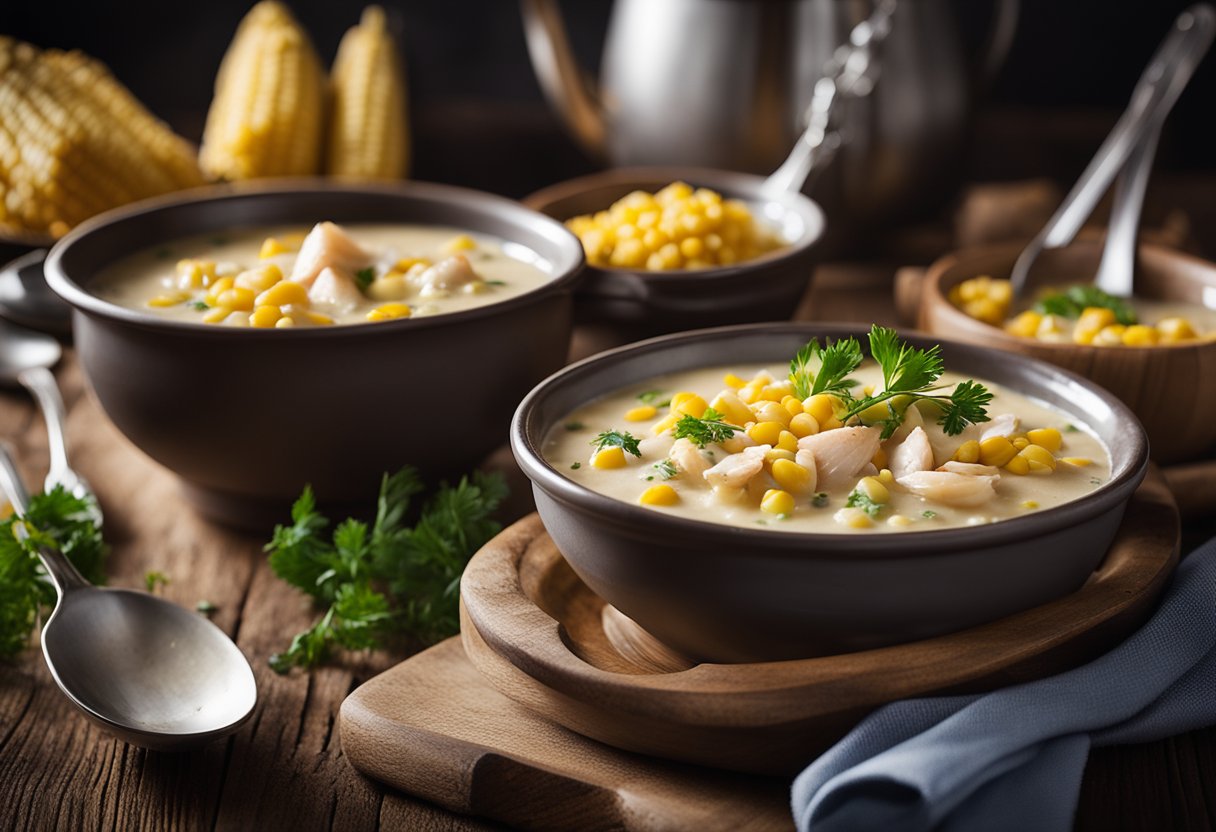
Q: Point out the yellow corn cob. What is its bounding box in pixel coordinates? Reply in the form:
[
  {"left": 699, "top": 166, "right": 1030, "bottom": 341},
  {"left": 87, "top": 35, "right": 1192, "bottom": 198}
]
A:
[
  {"left": 327, "top": 6, "right": 409, "bottom": 178},
  {"left": 0, "top": 37, "right": 204, "bottom": 238},
  {"left": 200, "top": 1, "right": 325, "bottom": 180}
]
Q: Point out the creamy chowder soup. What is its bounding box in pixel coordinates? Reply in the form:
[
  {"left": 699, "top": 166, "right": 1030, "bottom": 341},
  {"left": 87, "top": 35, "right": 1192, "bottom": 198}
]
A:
[
  {"left": 94, "top": 222, "right": 552, "bottom": 328},
  {"left": 544, "top": 331, "right": 1111, "bottom": 533}
]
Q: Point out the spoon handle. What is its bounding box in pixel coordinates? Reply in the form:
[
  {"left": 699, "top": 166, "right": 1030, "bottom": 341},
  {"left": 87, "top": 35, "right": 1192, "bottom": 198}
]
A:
[
  {"left": 0, "top": 443, "right": 89, "bottom": 594},
  {"left": 17, "top": 366, "right": 84, "bottom": 495}
]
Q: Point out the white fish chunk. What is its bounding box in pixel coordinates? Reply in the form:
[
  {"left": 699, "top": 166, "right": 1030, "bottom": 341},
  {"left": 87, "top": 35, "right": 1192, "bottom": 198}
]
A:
[
  {"left": 797, "top": 426, "right": 882, "bottom": 491},
  {"left": 703, "top": 445, "right": 769, "bottom": 489},
  {"left": 794, "top": 449, "right": 820, "bottom": 493},
  {"left": 290, "top": 222, "right": 374, "bottom": 287},
  {"left": 980, "top": 413, "right": 1019, "bottom": 442},
  {"left": 308, "top": 267, "right": 364, "bottom": 313},
  {"left": 668, "top": 437, "right": 712, "bottom": 481},
  {"left": 896, "top": 470, "right": 998, "bottom": 507},
  {"left": 888, "top": 426, "right": 934, "bottom": 481},
  {"left": 416, "top": 254, "right": 480, "bottom": 291},
  {"left": 937, "top": 461, "right": 1001, "bottom": 477}
]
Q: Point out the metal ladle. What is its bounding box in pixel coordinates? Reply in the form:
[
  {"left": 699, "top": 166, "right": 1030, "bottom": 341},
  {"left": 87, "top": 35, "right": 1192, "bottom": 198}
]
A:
[
  {"left": 1009, "top": 4, "right": 1215, "bottom": 297},
  {"left": 0, "top": 445, "right": 257, "bottom": 750}
]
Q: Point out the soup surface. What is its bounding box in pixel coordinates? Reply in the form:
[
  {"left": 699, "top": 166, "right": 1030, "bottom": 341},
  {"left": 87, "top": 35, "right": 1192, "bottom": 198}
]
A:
[
  {"left": 544, "top": 356, "right": 1110, "bottom": 534},
  {"left": 94, "top": 222, "right": 552, "bottom": 327}
]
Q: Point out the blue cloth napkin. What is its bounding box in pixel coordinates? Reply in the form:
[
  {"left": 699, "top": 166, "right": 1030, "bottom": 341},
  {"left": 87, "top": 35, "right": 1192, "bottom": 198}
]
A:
[{"left": 790, "top": 536, "right": 1216, "bottom": 832}]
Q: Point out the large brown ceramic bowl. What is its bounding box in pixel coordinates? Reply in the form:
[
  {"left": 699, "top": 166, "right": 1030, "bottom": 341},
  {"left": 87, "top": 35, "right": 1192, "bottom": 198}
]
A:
[
  {"left": 511, "top": 323, "right": 1149, "bottom": 664},
  {"left": 45, "top": 180, "right": 585, "bottom": 528},
  {"left": 524, "top": 167, "right": 823, "bottom": 337},
  {"left": 919, "top": 240, "right": 1216, "bottom": 465}
]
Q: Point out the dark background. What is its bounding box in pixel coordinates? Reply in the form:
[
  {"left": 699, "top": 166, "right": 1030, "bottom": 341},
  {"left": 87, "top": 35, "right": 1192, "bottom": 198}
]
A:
[{"left": 3, "top": 0, "right": 1214, "bottom": 198}]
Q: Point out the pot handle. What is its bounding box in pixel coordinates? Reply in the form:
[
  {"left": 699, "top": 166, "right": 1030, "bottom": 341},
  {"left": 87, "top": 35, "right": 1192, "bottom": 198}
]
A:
[{"left": 520, "top": 0, "right": 607, "bottom": 159}]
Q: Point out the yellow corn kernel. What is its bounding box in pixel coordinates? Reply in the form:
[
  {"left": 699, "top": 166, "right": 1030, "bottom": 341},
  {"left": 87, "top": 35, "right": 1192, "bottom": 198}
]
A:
[
  {"left": 747, "top": 421, "right": 784, "bottom": 446},
  {"left": 963, "top": 297, "right": 1006, "bottom": 326},
  {"left": 366, "top": 302, "right": 412, "bottom": 322},
  {"left": 1092, "top": 324, "right": 1127, "bottom": 347},
  {"left": 651, "top": 412, "right": 681, "bottom": 435},
  {"left": 723, "top": 372, "right": 747, "bottom": 389},
  {"left": 758, "top": 385, "right": 788, "bottom": 402},
  {"left": 752, "top": 400, "right": 792, "bottom": 428},
  {"left": 275, "top": 316, "right": 295, "bottom": 328},
  {"left": 978, "top": 436, "right": 1017, "bottom": 467},
  {"left": 248, "top": 304, "right": 282, "bottom": 328},
  {"left": 877, "top": 468, "right": 895, "bottom": 485},
  {"left": 1122, "top": 325, "right": 1159, "bottom": 347},
  {"left": 215, "top": 287, "right": 255, "bottom": 311},
  {"left": 441, "top": 234, "right": 476, "bottom": 254},
  {"left": 234, "top": 264, "right": 283, "bottom": 293},
  {"left": 1157, "top": 317, "right": 1198, "bottom": 342},
  {"left": 304, "top": 311, "right": 334, "bottom": 326},
  {"left": 255, "top": 280, "right": 310, "bottom": 308},
  {"left": 176, "top": 259, "right": 218, "bottom": 289},
  {"left": 670, "top": 391, "right": 699, "bottom": 411},
  {"left": 146, "top": 292, "right": 189, "bottom": 308},
  {"left": 1060, "top": 457, "right": 1092, "bottom": 467},
  {"left": 1018, "top": 443, "right": 1057, "bottom": 474},
  {"left": 591, "top": 447, "right": 626, "bottom": 469},
  {"left": 673, "top": 394, "right": 709, "bottom": 418},
  {"left": 710, "top": 392, "right": 753, "bottom": 426},
  {"left": 780, "top": 395, "right": 804, "bottom": 416},
  {"left": 1004, "top": 455, "right": 1031, "bottom": 475},
  {"left": 395, "top": 257, "right": 431, "bottom": 273},
  {"left": 1074, "top": 307, "right": 1117, "bottom": 344},
  {"left": 760, "top": 489, "right": 795, "bottom": 516},
  {"left": 625, "top": 405, "right": 657, "bottom": 422},
  {"left": 887, "top": 514, "right": 913, "bottom": 527},
  {"left": 770, "top": 459, "right": 812, "bottom": 493},
  {"left": 638, "top": 484, "right": 679, "bottom": 506},
  {"left": 1005, "top": 310, "right": 1042, "bottom": 338},
  {"left": 1021, "top": 500, "right": 1039, "bottom": 509},
  {"left": 720, "top": 436, "right": 747, "bottom": 454},
  {"left": 737, "top": 382, "right": 763, "bottom": 404},
  {"left": 871, "top": 447, "right": 888, "bottom": 470},
  {"left": 776, "top": 430, "right": 799, "bottom": 453},
  {"left": 204, "top": 276, "right": 236, "bottom": 305},
  {"left": 202, "top": 306, "right": 230, "bottom": 324},
  {"left": 835, "top": 507, "right": 873, "bottom": 529},
  {"left": 857, "top": 476, "right": 890, "bottom": 504},
  {"left": 764, "top": 448, "right": 796, "bottom": 463},
  {"left": 1036, "top": 314, "right": 1069, "bottom": 339},
  {"left": 368, "top": 273, "right": 409, "bottom": 301},
  {"left": 259, "top": 237, "right": 290, "bottom": 258},
  {"left": 788, "top": 412, "right": 820, "bottom": 438},
  {"left": 1012, "top": 436, "right": 1030, "bottom": 450},
  {"left": 803, "top": 394, "right": 841, "bottom": 425},
  {"left": 953, "top": 440, "right": 980, "bottom": 463},
  {"left": 1027, "top": 428, "right": 1062, "bottom": 452}
]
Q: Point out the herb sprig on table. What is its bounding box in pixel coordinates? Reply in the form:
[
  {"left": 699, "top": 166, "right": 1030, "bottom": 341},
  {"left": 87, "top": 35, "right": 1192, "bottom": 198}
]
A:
[
  {"left": 265, "top": 466, "right": 508, "bottom": 672},
  {"left": 0, "top": 487, "right": 107, "bottom": 658}
]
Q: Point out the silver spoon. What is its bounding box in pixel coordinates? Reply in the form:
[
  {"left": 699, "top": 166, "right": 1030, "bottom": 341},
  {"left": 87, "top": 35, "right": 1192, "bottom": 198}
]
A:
[
  {"left": 0, "top": 249, "right": 72, "bottom": 336},
  {"left": 0, "top": 445, "right": 257, "bottom": 750},
  {"left": 0, "top": 320, "right": 100, "bottom": 523},
  {"left": 1009, "top": 4, "right": 1215, "bottom": 296}
]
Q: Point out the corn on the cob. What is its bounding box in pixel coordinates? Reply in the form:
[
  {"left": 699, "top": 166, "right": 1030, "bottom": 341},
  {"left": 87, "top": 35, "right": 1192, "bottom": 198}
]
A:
[
  {"left": 0, "top": 37, "right": 204, "bottom": 238},
  {"left": 327, "top": 6, "right": 409, "bottom": 179},
  {"left": 200, "top": 1, "right": 325, "bottom": 180}
]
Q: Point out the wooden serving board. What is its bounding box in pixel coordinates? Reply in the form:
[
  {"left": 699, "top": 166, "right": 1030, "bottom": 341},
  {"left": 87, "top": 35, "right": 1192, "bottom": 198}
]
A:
[{"left": 458, "top": 476, "right": 1179, "bottom": 776}]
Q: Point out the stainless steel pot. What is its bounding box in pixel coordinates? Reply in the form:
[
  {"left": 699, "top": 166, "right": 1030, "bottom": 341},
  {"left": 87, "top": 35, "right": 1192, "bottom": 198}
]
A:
[{"left": 522, "top": 0, "right": 1019, "bottom": 233}]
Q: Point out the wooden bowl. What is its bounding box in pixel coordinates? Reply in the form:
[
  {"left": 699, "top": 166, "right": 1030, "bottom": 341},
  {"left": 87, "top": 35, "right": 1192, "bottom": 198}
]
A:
[
  {"left": 919, "top": 240, "right": 1216, "bottom": 464},
  {"left": 524, "top": 167, "right": 823, "bottom": 337}
]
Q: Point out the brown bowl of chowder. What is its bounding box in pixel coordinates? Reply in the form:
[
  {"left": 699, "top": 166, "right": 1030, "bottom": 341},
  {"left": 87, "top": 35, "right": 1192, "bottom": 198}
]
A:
[
  {"left": 511, "top": 323, "right": 1148, "bottom": 663},
  {"left": 45, "top": 180, "right": 585, "bottom": 528}
]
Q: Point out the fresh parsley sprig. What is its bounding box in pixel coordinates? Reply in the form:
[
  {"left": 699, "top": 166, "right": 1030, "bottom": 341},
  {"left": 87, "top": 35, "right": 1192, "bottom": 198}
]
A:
[
  {"left": 671, "top": 407, "right": 743, "bottom": 448},
  {"left": 1035, "top": 286, "right": 1137, "bottom": 325},
  {"left": 845, "top": 487, "right": 884, "bottom": 519},
  {"left": 839, "top": 326, "right": 993, "bottom": 438},
  {"left": 591, "top": 430, "right": 642, "bottom": 457},
  {"left": 0, "top": 487, "right": 107, "bottom": 658},
  {"left": 789, "top": 336, "right": 863, "bottom": 400},
  {"left": 266, "top": 466, "right": 507, "bottom": 672}
]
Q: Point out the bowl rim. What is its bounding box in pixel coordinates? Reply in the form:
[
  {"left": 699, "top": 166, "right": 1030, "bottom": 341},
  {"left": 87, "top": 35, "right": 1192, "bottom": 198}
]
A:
[
  {"left": 523, "top": 165, "right": 826, "bottom": 282},
  {"left": 924, "top": 239, "right": 1216, "bottom": 354},
  {"left": 511, "top": 321, "right": 1149, "bottom": 559},
  {"left": 44, "top": 178, "right": 587, "bottom": 339}
]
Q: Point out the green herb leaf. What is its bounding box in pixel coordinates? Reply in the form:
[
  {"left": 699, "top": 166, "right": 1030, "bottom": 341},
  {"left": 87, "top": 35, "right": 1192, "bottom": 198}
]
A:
[
  {"left": 486, "top": 279, "right": 507, "bottom": 287},
  {"left": 188, "top": 300, "right": 209, "bottom": 311},
  {"left": 653, "top": 459, "right": 679, "bottom": 480},
  {"left": 591, "top": 430, "right": 642, "bottom": 457},
  {"left": 812, "top": 492, "right": 829, "bottom": 508},
  {"left": 671, "top": 408, "right": 742, "bottom": 448},
  {"left": 922, "top": 510, "right": 937, "bottom": 519},
  {"left": 789, "top": 336, "right": 864, "bottom": 400},
  {"left": 570, "top": 462, "right": 582, "bottom": 470},
  {"left": 637, "top": 389, "right": 668, "bottom": 406},
  {"left": 845, "top": 488, "right": 884, "bottom": 519},
  {"left": 564, "top": 421, "right": 585, "bottom": 431},
  {"left": 1034, "top": 286, "right": 1137, "bottom": 325},
  {"left": 868, "top": 326, "right": 944, "bottom": 395},
  {"left": 196, "top": 599, "right": 218, "bottom": 614},
  {"left": 354, "top": 267, "right": 376, "bottom": 291},
  {"left": 939, "top": 380, "right": 995, "bottom": 436},
  {"left": 144, "top": 571, "right": 170, "bottom": 593}
]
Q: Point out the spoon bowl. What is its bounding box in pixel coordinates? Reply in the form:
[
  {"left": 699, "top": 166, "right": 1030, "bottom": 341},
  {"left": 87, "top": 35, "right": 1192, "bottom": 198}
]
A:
[
  {"left": 43, "top": 587, "right": 258, "bottom": 749},
  {"left": 0, "top": 318, "right": 61, "bottom": 382}
]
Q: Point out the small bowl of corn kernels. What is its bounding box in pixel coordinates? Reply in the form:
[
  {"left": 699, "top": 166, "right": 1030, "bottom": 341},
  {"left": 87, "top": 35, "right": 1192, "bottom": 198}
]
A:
[
  {"left": 44, "top": 180, "right": 585, "bottom": 527},
  {"left": 918, "top": 239, "right": 1216, "bottom": 464},
  {"left": 524, "top": 167, "right": 824, "bottom": 336}
]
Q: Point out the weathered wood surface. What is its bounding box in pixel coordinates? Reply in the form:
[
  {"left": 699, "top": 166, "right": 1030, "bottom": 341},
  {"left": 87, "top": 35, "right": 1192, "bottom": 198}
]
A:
[{"left": 0, "top": 270, "right": 1213, "bottom": 831}]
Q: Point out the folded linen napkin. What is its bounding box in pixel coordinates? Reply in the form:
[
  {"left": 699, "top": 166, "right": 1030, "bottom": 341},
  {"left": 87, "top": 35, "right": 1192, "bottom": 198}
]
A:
[{"left": 791, "top": 536, "right": 1216, "bottom": 832}]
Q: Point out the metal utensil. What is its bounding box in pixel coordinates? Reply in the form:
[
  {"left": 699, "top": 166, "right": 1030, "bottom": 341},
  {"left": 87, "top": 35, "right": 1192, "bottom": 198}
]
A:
[
  {"left": 1009, "top": 5, "right": 1215, "bottom": 296},
  {"left": 0, "top": 319, "right": 99, "bottom": 522},
  {"left": 0, "top": 445, "right": 257, "bottom": 750},
  {"left": 0, "top": 249, "right": 72, "bottom": 335}
]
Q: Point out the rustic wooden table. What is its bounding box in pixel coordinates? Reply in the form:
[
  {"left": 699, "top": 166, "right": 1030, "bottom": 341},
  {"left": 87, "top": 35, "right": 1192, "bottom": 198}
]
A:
[{"left": 2, "top": 267, "right": 1214, "bottom": 832}]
